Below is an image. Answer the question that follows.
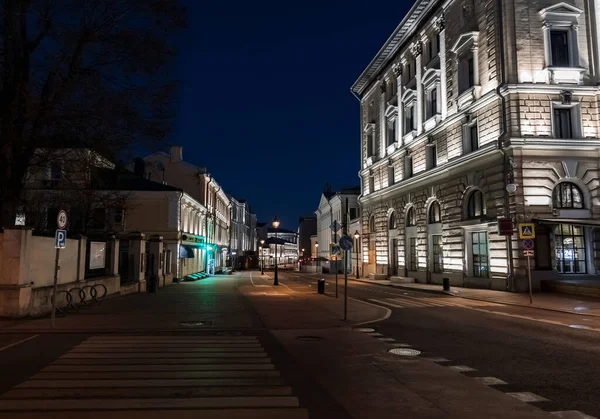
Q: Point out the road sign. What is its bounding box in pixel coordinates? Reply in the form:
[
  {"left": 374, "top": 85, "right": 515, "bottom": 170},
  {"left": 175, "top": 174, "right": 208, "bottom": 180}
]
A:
[
  {"left": 339, "top": 235, "right": 353, "bottom": 251},
  {"left": 518, "top": 223, "right": 535, "bottom": 239},
  {"left": 57, "top": 210, "right": 68, "bottom": 229},
  {"left": 55, "top": 229, "right": 67, "bottom": 249},
  {"left": 523, "top": 249, "right": 534, "bottom": 257},
  {"left": 330, "top": 221, "right": 342, "bottom": 232},
  {"left": 330, "top": 243, "right": 342, "bottom": 258},
  {"left": 522, "top": 239, "right": 534, "bottom": 250}
]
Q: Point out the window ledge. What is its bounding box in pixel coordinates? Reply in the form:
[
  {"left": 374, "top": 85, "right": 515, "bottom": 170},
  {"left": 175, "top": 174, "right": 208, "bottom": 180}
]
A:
[
  {"left": 403, "top": 131, "right": 417, "bottom": 144},
  {"left": 457, "top": 86, "right": 481, "bottom": 110},
  {"left": 423, "top": 115, "right": 442, "bottom": 131},
  {"left": 554, "top": 208, "right": 591, "bottom": 218},
  {"left": 386, "top": 143, "right": 398, "bottom": 155},
  {"left": 363, "top": 122, "right": 375, "bottom": 133},
  {"left": 547, "top": 66, "right": 585, "bottom": 85},
  {"left": 366, "top": 156, "right": 380, "bottom": 167}
]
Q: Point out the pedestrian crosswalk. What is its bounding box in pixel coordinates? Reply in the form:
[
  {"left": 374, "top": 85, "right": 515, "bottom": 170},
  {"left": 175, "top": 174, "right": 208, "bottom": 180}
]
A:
[
  {"left": 0, "top": 335, "right": 308, "bottom": 419},
  {"left": 369, "top": 295, "right": 503, "bottom": 310}
]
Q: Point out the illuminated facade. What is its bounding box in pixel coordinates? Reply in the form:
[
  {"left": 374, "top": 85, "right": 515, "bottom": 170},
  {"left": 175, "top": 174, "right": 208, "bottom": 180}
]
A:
[{"left": 352, "top": 0, "right": 600, "bottom": 290}]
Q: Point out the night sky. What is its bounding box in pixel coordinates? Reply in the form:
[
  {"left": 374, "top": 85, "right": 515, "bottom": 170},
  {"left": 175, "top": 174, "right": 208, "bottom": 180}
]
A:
[{"left": 171, "top": 1, "right": 411, "bottom": 228}]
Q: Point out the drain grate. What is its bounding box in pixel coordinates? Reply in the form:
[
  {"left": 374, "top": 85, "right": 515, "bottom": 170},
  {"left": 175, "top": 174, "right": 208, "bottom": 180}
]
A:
[
  {"left": 179, "top": 321, "right": 210, "bottom": 328},
  {"left": 296, "top": 336, "right": 323, "bottom": 342},
  {"left": 389, "top": 348, "right": 422, "bottom": 356},
  {"left": 354, "top": 328, "right": 375, "bottom": 333}
]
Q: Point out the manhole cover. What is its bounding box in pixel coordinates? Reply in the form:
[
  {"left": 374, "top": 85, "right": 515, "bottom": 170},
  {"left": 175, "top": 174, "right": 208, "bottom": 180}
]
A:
[
  {"left": 354, "top": 328, "right": 375, "bottom": 333},
  {"left": 179, "top": 321, "right": 208, "bottom": 328},
  {"left": 389, "top": 348, "right": 422, "bottom": 356},
  {"left": 296, "top": 336, "right": 323, "bottom": 342},
  {"left": 216, "top": 331, "right": 243, "bottom": 336}
]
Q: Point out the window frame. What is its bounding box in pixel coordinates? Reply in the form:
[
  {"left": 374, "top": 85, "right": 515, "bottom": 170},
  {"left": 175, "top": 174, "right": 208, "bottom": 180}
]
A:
[
  {"left": 428, "top": 201, "right": 441, "bottom": 224},
  {"left": 462, "top": 119, "right": 479, "bottom": 154},
  {"left": 551, "top": 102, "right": 581, "bottom": 139},
  {"left": 466, "top": 190, "right": 485, "bottom": 219},
  {"left": 553, "top": 182, "right": 584, "bottom": 209},
  {"left": 471, "top": 231, "right": 489, "bottom": 278},
  {"left": 406, "top": 207, "right": 416, "bottom": 227},
  {"left": 432, "top": 234, "right": 443, "bottom": 273},
  {"left": 426, "top": 142, "right": 438, "bottom": 170},
  {"left": 389, "top": 211, "right": 397, "bottom": 230}
]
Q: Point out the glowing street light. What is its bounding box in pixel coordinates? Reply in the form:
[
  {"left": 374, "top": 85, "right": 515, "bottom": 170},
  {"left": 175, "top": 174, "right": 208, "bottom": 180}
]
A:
[
  {"left": 273, "top": 217, "right": 280, "bottom": 286},
  {"left": 260, "top": 239, "right": 265, "bottom": 275},
  {"left": 354, "top": 231, "right": 360, "bottom": 279}
]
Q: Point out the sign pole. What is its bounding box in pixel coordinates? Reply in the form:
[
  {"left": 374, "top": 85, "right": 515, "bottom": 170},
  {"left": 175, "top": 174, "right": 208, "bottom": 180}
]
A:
[
  {"left": 51, "top": 247, "right": 60, "bottom": 328},
  {"left": 344, "top": 249, "right": 348, "bottom": 321},
  {"left": 527, "top": 255, "right": 533, "bottom": 304}
]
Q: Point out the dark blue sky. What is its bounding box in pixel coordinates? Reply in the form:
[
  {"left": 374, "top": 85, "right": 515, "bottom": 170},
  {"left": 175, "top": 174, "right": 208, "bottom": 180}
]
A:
[{"left": 172, "top": 0, "right": 410, "bottom": 228}]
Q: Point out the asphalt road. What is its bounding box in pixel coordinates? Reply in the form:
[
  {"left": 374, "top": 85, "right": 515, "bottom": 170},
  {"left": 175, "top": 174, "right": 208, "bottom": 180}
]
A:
[{"left": 274, "top": 270, "right": 600, "bottom": 418}]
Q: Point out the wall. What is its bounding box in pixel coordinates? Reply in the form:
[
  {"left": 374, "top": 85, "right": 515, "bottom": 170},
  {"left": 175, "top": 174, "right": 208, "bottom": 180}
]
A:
[{"left": 29, "top": 236, "right": 79, "bottom": 288}]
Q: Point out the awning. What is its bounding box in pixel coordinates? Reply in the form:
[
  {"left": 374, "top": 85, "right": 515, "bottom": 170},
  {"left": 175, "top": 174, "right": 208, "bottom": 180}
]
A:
[
  {"left": 533, "top": 218, "right": 600, "bottom": 227},
  {"left": 179, "top": 245, "right": 196, "bottom": 259}
]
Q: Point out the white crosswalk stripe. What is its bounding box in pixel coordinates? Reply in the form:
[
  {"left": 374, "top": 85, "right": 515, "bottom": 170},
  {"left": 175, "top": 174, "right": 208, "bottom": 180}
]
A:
[
  {"left": 369, "top": 295, "right": 503, "bottom": 310},
  {"left": 0, "top": 335, "right": 309, "bottom": 419}
]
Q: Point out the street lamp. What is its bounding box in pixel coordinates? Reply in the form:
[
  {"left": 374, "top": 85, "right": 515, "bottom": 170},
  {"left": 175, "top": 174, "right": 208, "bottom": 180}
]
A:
[
  {"left": 354, "top": 231, "right": 360, "bottom": 279},
  {"left": 272, "top": 217, "right": 280, "bottom": 286},
  {"left": 315, "top": 241, "right": 319, "bottom": 273},
  {"left": 260, "top": 239, "right": 265, "bottom": 275}
]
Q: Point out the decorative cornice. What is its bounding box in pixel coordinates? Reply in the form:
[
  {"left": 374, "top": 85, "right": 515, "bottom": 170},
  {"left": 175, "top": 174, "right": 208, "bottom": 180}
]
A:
[
  {"left": 392, "top": 62, "right": 403, "bottom": 77},
  {"left": 380, "top": 81, "right": 387, "bottom": 93},
  {"left": 433, "top": 14, "right": 445, "bottom": 32},
  {"left": 409, "top": 40, "right": 423, "bottom": 56}
]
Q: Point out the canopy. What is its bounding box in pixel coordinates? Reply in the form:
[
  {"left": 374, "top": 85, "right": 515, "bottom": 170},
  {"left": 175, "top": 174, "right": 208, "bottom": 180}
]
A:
[{"left": 533, "top": 218, "right": 600, "bottom": 227}]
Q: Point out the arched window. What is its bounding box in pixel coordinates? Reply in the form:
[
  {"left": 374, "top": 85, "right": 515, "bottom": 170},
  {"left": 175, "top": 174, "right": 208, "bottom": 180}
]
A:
[
  {"left": 369, "top": 215, "right": 376, "bottom": 233},
  {"left": 467, "top": 190, "right": 484, "bottom": 219},
  {"left": 389, "top": 211, "right": 397, "bottom": 230},
  {"left": 406, "top": 207, "right": 416, "bottom": 227},
  {"left": 429, "top": 201, "right": 441, "bottom": 224},
  {"left": 553, "top": 182, "right": 584, "bottom": 209}
]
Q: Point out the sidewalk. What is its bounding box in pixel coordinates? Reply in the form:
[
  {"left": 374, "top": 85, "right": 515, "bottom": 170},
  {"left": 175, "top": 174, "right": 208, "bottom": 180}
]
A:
[
  {"left": 355, "top": 277, "right": 600, "bottom": 317},
  {"left": 243, "top": 278, "right": 555, "bottom": 419}
]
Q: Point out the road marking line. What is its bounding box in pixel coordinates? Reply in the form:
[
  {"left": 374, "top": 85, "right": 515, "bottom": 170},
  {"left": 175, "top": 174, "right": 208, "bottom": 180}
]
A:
[
  {"left": 378, "top": 338, "right": 396, "bottom": 342},
  {"left": 351, "top": 298, "right": 393, "bottom": 326},
  {"left": 368, "top": 299, "right": 405, "bottom": 309},
  {"left": 0, "top": 335, "right": 39, "bottom": 352},
  {"left": 551, "top": 411, "right": 598, "bottom": 418},
  {"left": 424, "top": 357, "right": 450, "bottom": 363},
  {"left": 507, "top": 392, "right": 550, "bottom": 403},
  {"left": 474, "top": 377, "right": 508, "bottom": 386},
  {"left": 448, "top": 365, "right": 477, "bottom": 373},
  {"left": 390, "top": 343, "right": 412, "bottom": 347},
  {"left": 16, "top": 378, "right": 284, "bottom": 389}
]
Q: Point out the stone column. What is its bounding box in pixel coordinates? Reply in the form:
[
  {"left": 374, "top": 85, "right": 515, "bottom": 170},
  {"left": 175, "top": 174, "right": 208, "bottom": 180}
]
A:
[
  {"left": 105, "top": 235, "right": 119, "bottom": 277},
  {"left": 380, "top": 81, "right": 387, "bottom": 157},
  {"left": 413, "top": 41, "right": 424, "bottom": 135},
  {"left": 128, "top": 232, "right": 146, "bottom": 292},
  {"left": 0, "top": 228, "right": 33, "bottom": 317},
  {"left": 393, "top": 62, "right": 403, "bottom": 146},
  {"left": 435, "top": 15, "right": 448, "bottom": 119},
  {"left": 148, "top": 235, "right": 164, "bottom": 289}
]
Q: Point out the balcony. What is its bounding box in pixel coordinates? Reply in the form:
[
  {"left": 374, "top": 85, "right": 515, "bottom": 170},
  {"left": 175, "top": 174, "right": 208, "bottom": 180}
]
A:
[{"left": 547, "top": 66, "right": 585, "bottom": 85}]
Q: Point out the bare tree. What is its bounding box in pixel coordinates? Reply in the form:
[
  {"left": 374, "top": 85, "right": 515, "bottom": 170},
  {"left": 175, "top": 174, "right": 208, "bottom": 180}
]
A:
[{"left": 0, "top": 0, "right": 186, "bottom": 226}]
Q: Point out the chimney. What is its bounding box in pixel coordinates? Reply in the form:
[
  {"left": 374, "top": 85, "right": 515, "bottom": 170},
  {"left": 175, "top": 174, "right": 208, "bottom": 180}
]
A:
[{"left": 170, "top": 146, "right": 183, "bottom": 162}]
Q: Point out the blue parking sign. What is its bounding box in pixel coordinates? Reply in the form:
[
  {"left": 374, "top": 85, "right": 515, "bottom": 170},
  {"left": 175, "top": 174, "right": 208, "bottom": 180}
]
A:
[{"left": 55, "top": 229, "right": 67, "bottom": 249}]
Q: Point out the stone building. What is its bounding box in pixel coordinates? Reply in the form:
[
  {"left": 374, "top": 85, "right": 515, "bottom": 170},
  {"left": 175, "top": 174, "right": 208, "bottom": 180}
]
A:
[
  {"left": 352, "top": 0, "right": 600, "bottom": 290},
  {"left": 229, "top": 196, "right": 257, "bottom": 269}
]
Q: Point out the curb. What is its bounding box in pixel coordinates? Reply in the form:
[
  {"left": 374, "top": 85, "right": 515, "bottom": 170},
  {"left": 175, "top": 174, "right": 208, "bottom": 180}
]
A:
[{"left": 354, "top": 279, "right": 600, "bottom": 318}]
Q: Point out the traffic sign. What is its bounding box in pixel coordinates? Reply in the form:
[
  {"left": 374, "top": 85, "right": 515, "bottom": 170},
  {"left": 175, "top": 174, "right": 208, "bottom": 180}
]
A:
[
  {"left": 523, "top": 249, "right": 534, "bottom": 257},
  {"left": 339, "top": 235, "right": 353, "bottom": 251},
  {"left": 330, "top": 243, "right": 343, "bottom": 260},
  {"left": 518, "top": 223, "right": 535, "bottom": 239},
  {"left": 522, "top": 239, "right": 534, "bottom": 250},
  {"left": 55, "top": 229, "right": 67, "bottom": 249},
  {"left": 57, "top": 210, "right": 68, "bottom": 229}
]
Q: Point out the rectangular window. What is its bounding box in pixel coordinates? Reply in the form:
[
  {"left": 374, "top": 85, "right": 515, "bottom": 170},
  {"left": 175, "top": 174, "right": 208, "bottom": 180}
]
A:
[
  {"left": 388, "top": 165, "right": 395, "bottom": 186},
  {"left": 427, "top": 144, "right": 437, "bottom": 169},
  {"left": 387, "top": 119, "right": 396, "bottom": 146},
  {"left": 470, "top": 124, "right": 479, "bottom": 152},
  {"left": 467, "top": 57, "right": 474, "bottom": 88},
  {"left": 409, "top": 237, "right": 417, "bottom": 271},
  {"left": 404, "top": 106, "right": 414, "bottom": 134},
  {"left": 432, "top": 235, "right": 443, "bottom": 273},
  {"left": 367, "top": 133, "right": 374, "bottom": 157},
  {"left": 550, "top": 30, "right": 570, "bottom": 67},
  {"left": 471, "top": 232, "right": 489, "bottom": 278},
  {"left": 350, "top": 208, "right": 358, "bottom": 220},
  {"left": 427, "top": 39, "right": 433, "bottom": 62},
  {"left": 554, "top": 108, "right": 573, "bottom": 138},
  {"left": 405, "top": 155, "right": 413, "bottom": 178},
  {"left": 428, "top": 88, "right": 437, "bottom": 119},
  {"left": 554, "top": 224, "right": 587, "bottom": 273},
  {"left": 369, "top": 176, "right": 375, "bottom": 194},
  {"left": 435, "top": 33, "right": 441, "bottom": 56}
]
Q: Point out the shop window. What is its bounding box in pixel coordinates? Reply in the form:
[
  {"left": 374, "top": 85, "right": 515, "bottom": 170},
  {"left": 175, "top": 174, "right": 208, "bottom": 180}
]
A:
[
  {"left": 554, "top": 224, "right": 586, "bottom": 274},
  {"left": 471, "top": 231, "right": 489, "bottom": 277}
]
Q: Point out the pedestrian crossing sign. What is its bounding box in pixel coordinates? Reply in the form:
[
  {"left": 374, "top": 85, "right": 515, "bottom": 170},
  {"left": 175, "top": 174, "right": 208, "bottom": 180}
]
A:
[{"left": 518, "top": 223, "right": 535, "bottom": 239}]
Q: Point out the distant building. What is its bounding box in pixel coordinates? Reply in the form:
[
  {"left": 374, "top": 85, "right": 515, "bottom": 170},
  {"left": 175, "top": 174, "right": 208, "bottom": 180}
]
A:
[
  {"left": 229, "top": 196, "right": 257, "bottom": 269},
  {"left": 297, "top": 216, "right": 317, "bottom": 259},
  {"left": 140, "top": 146, "right": 231, "bottom": 273}
]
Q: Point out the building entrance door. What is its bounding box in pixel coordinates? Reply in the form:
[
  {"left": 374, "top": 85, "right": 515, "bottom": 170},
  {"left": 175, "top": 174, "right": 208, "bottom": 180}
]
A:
[{"left": 390, "top": 239, "right": 398, "bottom": 276}]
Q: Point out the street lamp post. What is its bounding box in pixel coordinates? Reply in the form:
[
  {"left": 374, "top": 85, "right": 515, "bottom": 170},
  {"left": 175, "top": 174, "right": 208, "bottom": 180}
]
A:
[
  {"left": 260, "top": 239, "right": 265, "bottom": 275},
  {"left": 315, "top": 242, "right": 319, "bottom": 273},
  {"left": 354, "top": 231, "right": 360, "bottom": 279},
  {"left": 272, "top": 217, "right": 280, "bottom": 286}
]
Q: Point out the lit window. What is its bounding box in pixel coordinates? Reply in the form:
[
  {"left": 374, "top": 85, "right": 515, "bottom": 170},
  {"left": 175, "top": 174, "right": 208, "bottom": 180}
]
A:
[
  {"left": 429, "top": 201, "right": 441, "bottom": 224},
  {"left": 471, "top": 231, "right": 489, "bottom": 277},
  {"left": 554, "top": 224, "right": 586, "bottom": 274},
  {"left": 467, "top": 190, "right": 484, "bottom": 219},
  {"left": 553, "top": 182, "right": 584, "bottom": 209},
  {"left": 406, "top": 207, "right": 416, "bottom": 227}
]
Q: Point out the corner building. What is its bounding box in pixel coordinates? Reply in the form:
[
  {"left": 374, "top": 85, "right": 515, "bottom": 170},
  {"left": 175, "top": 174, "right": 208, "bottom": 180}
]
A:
[{"left": 352, "top": 0, "right": 600, "bottom": 290}]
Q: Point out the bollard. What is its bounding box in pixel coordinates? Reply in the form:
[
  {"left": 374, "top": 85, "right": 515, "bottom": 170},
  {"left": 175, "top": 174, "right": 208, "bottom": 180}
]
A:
[
  {"left": 442, "top": 277, "right": 450, "bottom": 291},
  {"left": 317, "top": 278, "right": 325, "bottom": 294}
]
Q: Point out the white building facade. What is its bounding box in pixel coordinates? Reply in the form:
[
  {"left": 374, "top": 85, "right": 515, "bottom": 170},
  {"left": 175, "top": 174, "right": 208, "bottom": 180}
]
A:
[{"left": 353, "top": 0, "right": 600, "bottom": 290}]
